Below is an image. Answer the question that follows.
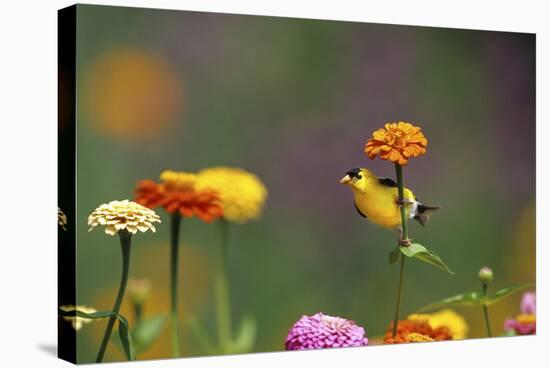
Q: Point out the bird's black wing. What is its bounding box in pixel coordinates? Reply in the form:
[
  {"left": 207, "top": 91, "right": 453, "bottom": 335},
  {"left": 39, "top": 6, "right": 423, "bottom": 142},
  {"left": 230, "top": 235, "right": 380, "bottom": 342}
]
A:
[
  {"left": 378, "top": 177, "right": 398, "bottom": 187},
  {"left": 354, "top": 202, "right": 367, "bottom": 218}
]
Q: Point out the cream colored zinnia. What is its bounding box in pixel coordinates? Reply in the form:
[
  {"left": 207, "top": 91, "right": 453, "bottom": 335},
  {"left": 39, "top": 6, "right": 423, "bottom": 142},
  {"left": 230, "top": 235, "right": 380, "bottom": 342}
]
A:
[
  {"left": 88, "top": 199, "right": 161, "bottom": 236},
  {"left": 196, "top": 167, "right": 267, "bottom": 224},
  {"left": 408, "top": 309, "right": 468, "bottom": 340},
  {"left": 60, "top": 305, "right": 97, "bottom": 331},
  {"left": 58, "top": 207, "right": 67, "bottom": 230}
]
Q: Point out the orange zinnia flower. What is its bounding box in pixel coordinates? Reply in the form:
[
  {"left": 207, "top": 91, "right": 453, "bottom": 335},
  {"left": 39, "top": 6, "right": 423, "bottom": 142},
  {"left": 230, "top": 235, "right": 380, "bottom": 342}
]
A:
[
  {"left": 383, "top": 319, "right": 452, "bottom": 344},
  {"left": 135, "top": 173, "right": 223, "bottom": 223},
  {"left": 364, "top": 122, "right": 428, "bottom": 166},
  {"left": 135, "top": 179, "right": 165, "bottom": 208}
]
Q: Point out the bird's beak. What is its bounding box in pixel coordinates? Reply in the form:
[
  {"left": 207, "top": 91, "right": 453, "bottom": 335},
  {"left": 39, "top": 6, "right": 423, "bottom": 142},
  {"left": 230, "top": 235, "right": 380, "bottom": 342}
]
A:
[{"left": 339, "top": 175, "right": 351, "bottom": 184}]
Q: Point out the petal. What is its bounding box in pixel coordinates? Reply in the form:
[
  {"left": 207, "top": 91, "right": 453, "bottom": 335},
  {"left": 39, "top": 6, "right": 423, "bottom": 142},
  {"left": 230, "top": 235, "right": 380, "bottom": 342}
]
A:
[
  {"left": 179, "top": 207, "right": 194, "bottom": 217},
  {"left": 372, "top": 130, "right": 386, "bottom": 141},
  {"left": 105, "top": 226, "right": 117, "bottom": 235},
  {"left": 370, "top": 146, "right": 382, "bottom": 155},
  {"left": 137, "top": 224, "right": 149, "bottom": 232}
]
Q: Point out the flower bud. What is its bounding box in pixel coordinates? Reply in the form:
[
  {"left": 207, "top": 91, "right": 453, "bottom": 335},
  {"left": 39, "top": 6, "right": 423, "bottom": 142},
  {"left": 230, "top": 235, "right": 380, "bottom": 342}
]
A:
[
  {"left": 127, "top": 278, "right": 152, "bottom": 305},
  {"left": 478, "top": 266, "right": 494, "bottom": 284}
]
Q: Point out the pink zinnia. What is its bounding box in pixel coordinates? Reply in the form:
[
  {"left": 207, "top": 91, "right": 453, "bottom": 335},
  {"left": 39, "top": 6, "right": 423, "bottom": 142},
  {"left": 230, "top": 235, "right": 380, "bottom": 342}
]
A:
[
  {"left": 520, "top": 291, "right": 536, "bottom": 315},
  {"left": 285, "top": 312, "right": 368, "bottom": 350},
  {"left": 504, "top": 291, "right": 536, "bottom": 335}
]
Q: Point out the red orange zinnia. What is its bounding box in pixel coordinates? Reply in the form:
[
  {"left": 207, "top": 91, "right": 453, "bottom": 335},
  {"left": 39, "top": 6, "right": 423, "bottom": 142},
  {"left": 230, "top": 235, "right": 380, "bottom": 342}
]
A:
[
  {"left": 135, "top": 171, "right": 223, "bottom": 223},
  {"left": 365, "top": 122, "right": 428, "bottom": 166}
]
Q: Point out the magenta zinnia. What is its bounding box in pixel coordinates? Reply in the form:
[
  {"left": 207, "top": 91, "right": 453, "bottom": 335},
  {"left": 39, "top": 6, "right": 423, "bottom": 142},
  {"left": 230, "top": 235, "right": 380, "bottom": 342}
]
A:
[
  {"left": 504, "top": 291, "right": 536, "bottom": 335},
  {"left": 285, "top": 313, "right": 368, "bottom": 350}
]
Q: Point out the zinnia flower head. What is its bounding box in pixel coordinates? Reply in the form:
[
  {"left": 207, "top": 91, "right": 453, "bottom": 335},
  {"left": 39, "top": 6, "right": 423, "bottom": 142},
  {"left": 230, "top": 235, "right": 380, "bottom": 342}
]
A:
[
  {"left": 196, "top": 167, "right": 268, "bottom": 224},
  {"left": 159, "top": 170, "right": 197, "bottom": 191},
  {"left": 285, "top": 312, "right": 368, "bottom": 350},
  {"left": 88, "top": 199, "right": 161, "bottom": 236},
  {"left": 520, "top": 291, "right": 536, "bottom": 314},
  {"left": 364, "top": 122, "right": 428, "bottom": 166},
  {"left": 135, "top": 170, "right": 224, "bottom": 223},
  {"left": 408, "top": 309, "right": 468, "bottom": 340},
  {"left": 60, "top": 305, "right": 97, "bottom": 331},
  {"left": 58, "top": 207, "right": 67, "bottom": 230},
  {"left": 384, "top": 318, "right": 452, "bottom": 344},
  {"left": 504, "top": 291, "right": 536, "bottom": 335}
]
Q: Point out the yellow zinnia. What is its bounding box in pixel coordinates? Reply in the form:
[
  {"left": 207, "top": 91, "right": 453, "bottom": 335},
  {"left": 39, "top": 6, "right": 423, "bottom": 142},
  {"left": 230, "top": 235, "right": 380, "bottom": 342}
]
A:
[
  {"left": 406, "top": 332, "right": 435, "bottom": 343},
  {"left": 196, "top": 167, "right": 267, "bottom": 224},
  {"left": 160, "top": 170, "right": 197, "bottom": 190},
  {"left": 408, "top": 309, "right": 468, "bottom": 340}
]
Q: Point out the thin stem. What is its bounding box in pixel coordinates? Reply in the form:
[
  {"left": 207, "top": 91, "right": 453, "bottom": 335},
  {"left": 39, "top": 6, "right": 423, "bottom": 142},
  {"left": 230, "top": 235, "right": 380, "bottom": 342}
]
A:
[
  {"left": 216, "top": 219, "right": 232, "bottom": 353},
  {"left": 170, "top": 213, "right": 182, "bottom": 357},
  {"left": 392, "top": 253, "right": 406, "bottom": 337},
  {"left": 481, "top": 283, "right": 492, "bottom": 337},
  {"left": 395, "top": 164, "right": 409, "bottom": 243},
  {"left": 96, "top": 232, "right": 132, "bottom": 363},
  {"left": 133, "top": 302, "right": 143, "bottom": 324},
  {"left": 392, "top": 163, "right": 408, "bottom": 338}
]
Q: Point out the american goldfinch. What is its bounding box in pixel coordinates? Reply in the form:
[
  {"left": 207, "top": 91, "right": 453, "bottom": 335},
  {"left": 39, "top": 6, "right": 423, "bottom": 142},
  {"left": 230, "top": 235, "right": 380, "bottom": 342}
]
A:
[{"left": 339, "top": 168, "right": 440, "bottom": 228}]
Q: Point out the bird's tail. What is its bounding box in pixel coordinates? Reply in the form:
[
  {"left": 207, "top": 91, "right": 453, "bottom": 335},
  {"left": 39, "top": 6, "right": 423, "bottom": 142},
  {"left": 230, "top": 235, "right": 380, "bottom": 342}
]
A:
[{"left": 414, "top": 203, "right": 441, "bottom": 226}]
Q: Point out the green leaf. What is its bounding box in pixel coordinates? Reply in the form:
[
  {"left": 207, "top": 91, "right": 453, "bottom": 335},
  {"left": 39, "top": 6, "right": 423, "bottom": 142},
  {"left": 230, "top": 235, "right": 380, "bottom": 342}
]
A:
[
  {"left": 59, "top": 308, "right": 136, "bottom": 360},
  {"left": 398, "top": 242, "right": 427, "bottom": 257},
  {"left": 389, "top": 247, "right": 400, "bottom": 264},
  {"left": 485, "top": 283, "right": 534, "bottom": 306},
  {"left": 417, "top": 283, "right": 535, "bottom": 312},
  {"left": 399, "top": 243, "right": 454, "bottom": 274},
  {"left": 132, "top": 315, "right": 167, "bottom": 354},
  {"left": 118, "top": 316, "right": 135, "bottom": 360},
  {"left": 228, "top": 316, "right": 257, "bottom": 354},
  {"left": 417, "top": 291, "right": 484, "bottom": 312},
  {"left": 186, "top": 314, "right": 216, "bottom": 354}
]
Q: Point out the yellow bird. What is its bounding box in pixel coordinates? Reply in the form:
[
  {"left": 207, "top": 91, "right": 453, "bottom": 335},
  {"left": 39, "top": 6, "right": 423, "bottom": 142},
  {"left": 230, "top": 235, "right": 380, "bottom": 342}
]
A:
[{"left": 339, "top": 168, "right": 440, "bottom": 229}]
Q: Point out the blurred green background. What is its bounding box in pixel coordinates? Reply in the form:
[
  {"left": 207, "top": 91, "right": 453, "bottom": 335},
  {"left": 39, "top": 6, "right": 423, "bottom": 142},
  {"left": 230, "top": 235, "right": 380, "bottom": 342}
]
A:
[{"left": 72, "top": 4, "right": 535, "bottom": 363}]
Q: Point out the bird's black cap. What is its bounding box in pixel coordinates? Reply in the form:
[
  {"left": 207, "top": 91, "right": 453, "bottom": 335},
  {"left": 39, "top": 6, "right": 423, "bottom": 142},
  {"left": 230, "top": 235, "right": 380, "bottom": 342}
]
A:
[{"left": 346, "top": 168, "right": 362, "bottom": 179}]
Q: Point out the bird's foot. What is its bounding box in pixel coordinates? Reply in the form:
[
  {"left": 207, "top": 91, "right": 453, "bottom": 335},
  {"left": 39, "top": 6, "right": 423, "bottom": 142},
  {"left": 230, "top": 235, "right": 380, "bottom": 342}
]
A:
[
  {"left": 399, "top": 238, "right": 412, "bottom": 247},
  {"left": 396, "top": 198, "right": 415, "bottom": 208}
]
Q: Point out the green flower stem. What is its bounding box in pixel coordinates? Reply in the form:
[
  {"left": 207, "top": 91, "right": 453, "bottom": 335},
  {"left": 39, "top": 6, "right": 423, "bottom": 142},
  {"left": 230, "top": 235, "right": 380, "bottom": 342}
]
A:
[
  {"left": 481, "top": 283, "right": 493, "bottom": 337},
  {"left": 392, "top": 163, "right": 408, "bottom": 338},
  {"left": 216, "top": 219, "right": 232, "bottom": 353},
  {"left": 133, "top": 302, "right": 143, "bottom": 324},
  {"left": 96, "top": 231, "right": 132, "bottom": 363},
  {"left": 392, "top": 253, "right": 406, "bottom": 337},
  {"left": 395, "top": 164, "right": 409, "bottom": 243},
  {"left": 170, "top": 213, "right": 182, "bottom": 357}
]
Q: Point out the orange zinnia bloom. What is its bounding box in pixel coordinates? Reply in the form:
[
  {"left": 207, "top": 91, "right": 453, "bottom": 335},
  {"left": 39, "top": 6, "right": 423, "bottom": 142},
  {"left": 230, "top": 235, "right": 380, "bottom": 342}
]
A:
[
  {"left": 364, "top": 122, "right": 428, "bottom": 166},
  {"left": 135, "top": 179, "right": 165, "bottom": 208},
  {"left": 383, "top": 320, "right": 452, "bottom": 344},
  {"left": 135, "top": 177, "right": 223, "bottom": 223}
]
